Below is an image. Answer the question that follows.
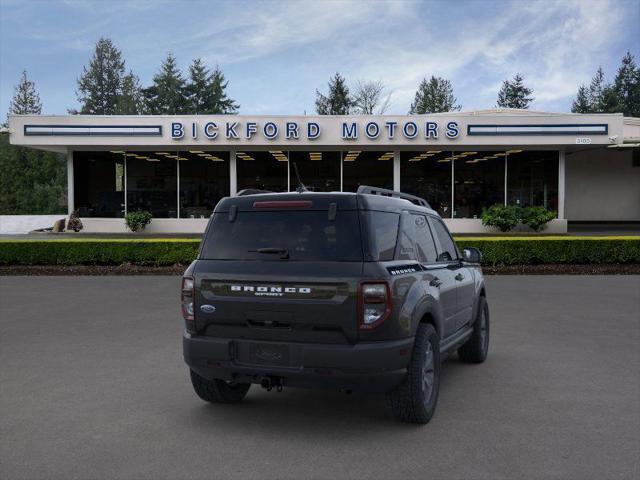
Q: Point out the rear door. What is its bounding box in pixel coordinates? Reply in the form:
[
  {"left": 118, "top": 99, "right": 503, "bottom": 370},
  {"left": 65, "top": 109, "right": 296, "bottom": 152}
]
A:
[{"left": 194, "top": 203, "right": 364, "bottom": 344}]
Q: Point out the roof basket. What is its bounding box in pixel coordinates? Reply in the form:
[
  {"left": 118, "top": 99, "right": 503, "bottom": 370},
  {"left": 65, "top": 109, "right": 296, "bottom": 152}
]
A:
[
  {"left": 356, "top": 185, "right": 431, "bottom": 208},
  {"left": 236, "top": 189, "right": 273, "bottom": 196}
]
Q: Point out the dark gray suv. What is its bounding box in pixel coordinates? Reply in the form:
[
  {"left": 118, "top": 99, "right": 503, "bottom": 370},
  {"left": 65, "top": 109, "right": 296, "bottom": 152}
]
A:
[{"left": 182, "top": 186, "right": 489, "bottom": 424}]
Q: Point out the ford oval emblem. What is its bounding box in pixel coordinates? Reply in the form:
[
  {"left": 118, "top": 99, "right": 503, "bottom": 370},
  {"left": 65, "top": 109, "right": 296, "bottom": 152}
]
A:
[{"left": 200, "top": 304, "right": 216, "bottom": 314}]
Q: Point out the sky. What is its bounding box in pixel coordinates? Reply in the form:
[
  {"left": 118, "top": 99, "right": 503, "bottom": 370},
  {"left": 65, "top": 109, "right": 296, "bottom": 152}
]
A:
[{"left": 0, "top": 0, "right": 638, "bottom": 117}]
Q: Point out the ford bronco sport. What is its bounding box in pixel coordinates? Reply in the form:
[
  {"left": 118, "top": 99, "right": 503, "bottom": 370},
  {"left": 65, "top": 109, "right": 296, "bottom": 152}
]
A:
[{"left": 182, "top": 185, "right": 489, "bottom": 424}]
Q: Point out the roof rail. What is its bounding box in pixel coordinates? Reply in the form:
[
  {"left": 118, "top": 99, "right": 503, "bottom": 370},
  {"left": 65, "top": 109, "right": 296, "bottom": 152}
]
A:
[
  {"left": 236, "top": 189, "right": 273, "bottom": 196},
  {"left": 356, "top": 185, "right": 431, "bottom": 208}
]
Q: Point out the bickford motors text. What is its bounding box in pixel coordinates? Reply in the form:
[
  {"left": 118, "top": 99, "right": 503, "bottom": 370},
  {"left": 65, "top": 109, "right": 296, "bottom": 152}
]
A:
[{"left": 171, "top": 120, "right": 460, "bottom": 141}]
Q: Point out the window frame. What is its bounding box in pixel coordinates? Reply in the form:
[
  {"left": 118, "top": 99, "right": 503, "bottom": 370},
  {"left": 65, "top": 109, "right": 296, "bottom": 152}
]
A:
[{"left": 427, "top": 215, "right": 460, "bottom": 264}]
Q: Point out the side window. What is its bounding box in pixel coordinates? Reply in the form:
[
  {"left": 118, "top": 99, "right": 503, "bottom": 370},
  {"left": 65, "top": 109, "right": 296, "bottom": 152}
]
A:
[
  {"left": 365, "top": 211, "right": 399, "bottom": 261},
  {"left": 430, "top": 217, "right": 458, "bottom": 262},
  {"left": 412, "top": 214, "right": 438, "bottom": 263},
  {"left": 396, "top": 214, "right": 416, "bottom": 261}
]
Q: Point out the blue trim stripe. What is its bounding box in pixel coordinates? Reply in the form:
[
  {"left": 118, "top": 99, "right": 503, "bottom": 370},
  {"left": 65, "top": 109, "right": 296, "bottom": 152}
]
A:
[
  {"left": 24, "top": 124, "right": 163, "bottom": 137},
  {"left": 467, "top": 123, "right": 608, "bottom": 136}
]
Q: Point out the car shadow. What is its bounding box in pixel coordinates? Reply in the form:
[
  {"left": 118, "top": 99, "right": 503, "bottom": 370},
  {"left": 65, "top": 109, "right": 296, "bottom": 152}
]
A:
[{"left": 181, "top": 356, "right": 482, "bottom": 436}]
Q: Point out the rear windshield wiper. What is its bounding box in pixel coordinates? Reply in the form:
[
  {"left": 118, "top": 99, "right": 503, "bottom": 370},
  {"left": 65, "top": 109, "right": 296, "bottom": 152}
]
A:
[{"left": 248, "top": 247, "right": 290, "bottom": 260}]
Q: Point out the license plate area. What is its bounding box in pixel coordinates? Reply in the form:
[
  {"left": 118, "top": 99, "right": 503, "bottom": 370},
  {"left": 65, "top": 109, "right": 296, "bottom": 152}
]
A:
[{"left": 235, "top": 341, "right": 292, "bottom": 367}]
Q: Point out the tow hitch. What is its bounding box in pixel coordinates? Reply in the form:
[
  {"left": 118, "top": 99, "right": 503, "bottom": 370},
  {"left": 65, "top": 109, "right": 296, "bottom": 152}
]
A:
[{"left": 260, "top": 376, "right": 284, "bottom": 392}]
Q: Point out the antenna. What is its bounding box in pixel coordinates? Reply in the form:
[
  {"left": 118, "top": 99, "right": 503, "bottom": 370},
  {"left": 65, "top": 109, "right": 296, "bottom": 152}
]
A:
[{"left": 292, "top": 162, "right": 308, "bottom": 193}]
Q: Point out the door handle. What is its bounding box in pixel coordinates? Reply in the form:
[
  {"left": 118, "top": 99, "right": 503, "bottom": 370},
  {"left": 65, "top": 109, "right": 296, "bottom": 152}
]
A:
[
  {"left": 455, "top": 273, "right": 464, "bottom": 281},
  {"left": 430, "top": 277, "right": 442, "bottom": 288}
]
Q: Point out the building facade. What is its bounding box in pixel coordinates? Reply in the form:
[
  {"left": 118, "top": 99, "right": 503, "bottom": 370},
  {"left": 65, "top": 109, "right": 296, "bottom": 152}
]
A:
[{"left": 8, "top": 109, "right": 640, "bottom": 233}]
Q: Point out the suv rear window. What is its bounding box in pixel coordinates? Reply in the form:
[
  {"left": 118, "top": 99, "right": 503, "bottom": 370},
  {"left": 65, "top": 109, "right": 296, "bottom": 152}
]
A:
[{"left": 201, "top": 211, "right": 363, "bottom": 261}]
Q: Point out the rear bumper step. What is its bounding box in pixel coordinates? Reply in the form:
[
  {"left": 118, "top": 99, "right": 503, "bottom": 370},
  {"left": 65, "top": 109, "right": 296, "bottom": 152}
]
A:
[{"left": 183, "top": 334, "right": 413, "bottom": 392}]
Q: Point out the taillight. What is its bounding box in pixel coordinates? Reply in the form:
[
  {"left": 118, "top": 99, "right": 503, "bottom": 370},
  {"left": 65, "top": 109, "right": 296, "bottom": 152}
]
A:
[
  {"left": 358, "top": 282, "right": 392, "bottom": 330},
  {"left": 181, "top": 276, "right": 195, "bottom": 332}
]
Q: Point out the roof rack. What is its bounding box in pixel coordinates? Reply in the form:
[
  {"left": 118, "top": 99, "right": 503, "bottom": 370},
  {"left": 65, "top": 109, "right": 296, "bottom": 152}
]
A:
[
  {"left": 236, "top": 189, "right": 273, "bottom": 196},
  {"left": 356, "top": 185, "right": 431, "bottom": 208}
]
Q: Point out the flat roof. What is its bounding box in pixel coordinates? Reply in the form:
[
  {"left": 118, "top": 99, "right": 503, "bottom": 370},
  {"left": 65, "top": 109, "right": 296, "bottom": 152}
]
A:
[{"left": 7, "top": 110, "right": 634, "bottom": 153}]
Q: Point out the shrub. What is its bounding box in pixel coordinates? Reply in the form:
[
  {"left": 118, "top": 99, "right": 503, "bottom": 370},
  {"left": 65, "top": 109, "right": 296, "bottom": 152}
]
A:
[
  {"left": 521, "top": 206, "right": 556, "bottom": 232},
  {"left": 481, "top": 205, "right": 520, "bottom": 232},
  {"left": 0, "top": 237, "right": 638, "bottom": 267},
  {"left": 125, "top": 211, "right": 153, "bottom": 232},
  {"left": 67, "top": 210, "right": 83, "bottom": 232},
  {"left": 0, "top": 239, "right": 201, "bottom": 266}
]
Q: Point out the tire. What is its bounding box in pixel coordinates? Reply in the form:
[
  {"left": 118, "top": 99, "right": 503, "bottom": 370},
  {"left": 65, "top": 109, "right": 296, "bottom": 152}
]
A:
[
  {"left": 458, "top": 296, "right": 490, "bottom": 363},
  {"left": 386, "top": 323, "right": 441, "bottom": 424},
  {"left": 189, "top": 370, "right": 251, "bottom": 404}
]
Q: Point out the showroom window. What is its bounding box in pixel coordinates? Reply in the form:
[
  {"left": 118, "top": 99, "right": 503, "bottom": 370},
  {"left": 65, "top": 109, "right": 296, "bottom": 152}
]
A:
[
  {"left": 401, "top": 150, "right": 453, "bottom": 217},
  {"left": 507, "top": 150, "right": 558, "bottom": 213},
  {"left": 342, "top": 150, "right": 394, "bottom": 192},
  {"left": 178, "top": 151, "right": 230, "bottom": 218},
  {"left": 236, "top": 150, "right": 288, "bottom": 192},
  {"left": 453, "top": 151, "right": 505, "bottom": 218},
  {"left": 126, "top": 152, "right": 177, "bottom": 218},
  {"left": 73, "top": 151, "right": 125, "bottom": 218},
  {"left": 288, "top": 151, "right": 340, "bottom": 192}
]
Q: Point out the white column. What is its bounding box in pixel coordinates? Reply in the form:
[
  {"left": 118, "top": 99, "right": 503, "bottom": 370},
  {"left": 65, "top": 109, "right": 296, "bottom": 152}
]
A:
[
  {"left": 229, "top": 150, "right": 237, "bottom": 196},
  {"left": 287, "top": 151, "right": 291, "bottom": 192},
  {"left": 393, "top": 150, "right": 400, "bottom": 191},
  {"left": 558, "top": 149, "right": 566, "bottom": 219},
  {"left": 124, "top": 155, "right": 127, "bottom": 216},
  {"left": 340, "top": 151, "right": 344, "bottom": 192},
  {"left": 176, "top": 159, "right": 180, "bottom": 219},
  {"left": 450, "top": 154, "right": 455, "bottom": 218},
  {"left": 504, "top": 154, "right": 508, "bottom": 206},
  {"left": 66, "top": 149, "right": 74, "bottom": 215}
]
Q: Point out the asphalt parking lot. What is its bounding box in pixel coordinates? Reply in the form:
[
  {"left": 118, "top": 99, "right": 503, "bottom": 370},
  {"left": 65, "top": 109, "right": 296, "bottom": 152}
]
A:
[{"left": 1, "top": 275, "right": 638, "bottom": 480}]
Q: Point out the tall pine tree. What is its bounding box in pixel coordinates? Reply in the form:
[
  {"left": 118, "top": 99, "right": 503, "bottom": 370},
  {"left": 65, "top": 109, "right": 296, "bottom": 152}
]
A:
[
  {"left": 315, "top": 73, "right": 353, "bottom": 115},
  {"left": 185, "top": 59, "right": 239, "bottom": 114},
  {"left": 1, "top": 72, "right": 66, "bottom": 215},
  {"left": 75, "top": 38, "right": 126, "bottom": 114},
  {"left": 613, "top": 51, "right": 640, "bottom": 117},
  {"left": 496, "top": 74, "right": 534, "bottom": 109},
  {"left": 116, "top": 71, "right": 144, "bottom": 115},
  {"left": 8, "top": 70, "right": 42, "bottom": 117},
  {"left": 571, "top": 85, "right": 591, "bottom": 113},
  {"left": 143, "top": 53, "right": 188, "bottom": 114},
  {"left": 409, "top": 76, "right": 460, "bottom": 114}
]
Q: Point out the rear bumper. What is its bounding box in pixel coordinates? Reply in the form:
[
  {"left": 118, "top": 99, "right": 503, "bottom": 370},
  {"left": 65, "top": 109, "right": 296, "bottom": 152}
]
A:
[{"left": 183, "top": 333, "right": 414, "bottom": 392}]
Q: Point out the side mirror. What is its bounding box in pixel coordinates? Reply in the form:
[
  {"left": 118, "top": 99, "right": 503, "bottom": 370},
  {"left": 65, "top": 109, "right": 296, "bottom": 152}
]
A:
[{"left": 462, "top": 247, "right": 482, "bottom": 264}]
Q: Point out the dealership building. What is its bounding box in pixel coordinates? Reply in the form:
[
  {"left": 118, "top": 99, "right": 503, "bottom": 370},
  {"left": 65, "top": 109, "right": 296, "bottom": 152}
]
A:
[{"left": 8, "top": 109, "right": 640, "bottom": 233}]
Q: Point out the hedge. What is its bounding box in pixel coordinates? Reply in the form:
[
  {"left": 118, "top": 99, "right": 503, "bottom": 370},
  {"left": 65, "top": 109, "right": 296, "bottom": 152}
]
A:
[{"left": 0, "top": 237, "right": 638, "bottom": 266}]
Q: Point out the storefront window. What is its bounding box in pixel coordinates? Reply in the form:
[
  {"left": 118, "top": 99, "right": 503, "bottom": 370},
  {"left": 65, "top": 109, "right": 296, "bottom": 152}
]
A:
[
  {"left": 288, "top": 151, "right": 340, "bottom": 192},
  {"left": 236, "top": 151, "right": 288, "bottom": 192},
  {"left": 342, "top": 150, "right": 394, "bottom": 192},
  {"left": 178, "top": 151, "right": 230, "bottom": 218},
  {"left": 73, "top": 151, "right": 125, "bottom": 217},
  {"left": 453, "top": 151, "right": 505, "bottom": 218},
  {"left": 126, "top": 152, "right": 177, "bottom": 218},
  {"left": 401, "top": 151, "right": 453, "bottom": 217},
  {"left": 507, "top": 150, "right": 558, "bottom": 212}
]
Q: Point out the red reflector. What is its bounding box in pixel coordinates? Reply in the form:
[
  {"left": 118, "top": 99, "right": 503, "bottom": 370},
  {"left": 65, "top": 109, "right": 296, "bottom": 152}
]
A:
[{"left": 253, "top": 200, "right": 313, "bottom": 209}]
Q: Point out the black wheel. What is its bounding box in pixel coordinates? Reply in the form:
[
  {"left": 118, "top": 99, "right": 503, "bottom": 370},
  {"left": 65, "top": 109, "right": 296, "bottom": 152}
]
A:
[
  {"left": 386, "top": 323, "right": 441, "bottom": 424},
  {"left": 458, "top": 296, "right": 490, "bottom": 363},
  {"left": 189, "top": 370, "right": 251, "bottom": 404}
]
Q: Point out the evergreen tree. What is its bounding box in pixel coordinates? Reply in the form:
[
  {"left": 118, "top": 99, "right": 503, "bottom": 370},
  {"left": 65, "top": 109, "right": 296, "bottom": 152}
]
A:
[
  {"left": 207, "top": 65, "right": 239, "bottom": 114},
  {"left": 315, "top": 73, "right": 353, "bottom": 115},
  {"left": 143, "top": 53, "right": 188, "bottom": 114},
  {"left": 571, "top": 85, "right": 591, "bottom": 113},
  {"left": 116, "top": 71, "right": 144, "bottom": 115},
  {"left": 185, "top": 59, "right": 239, "bottom": 114},
  {"left": 613, "top": 51, "right": 640, "bottom": 117},
  {"left": 496, "top": 73, "right": 534, "bottom": 109},
  {"left": 75, "top": 37, "right": 126, "bottom": 114},
  {"left": 409, "top": 76, "right": 460, "bottom": 114},
  {"left": 587, "top": 67, "right": 607, "bottom": 112},
  {"left": 9, "top": 70, "right": 42, "bottom": 116},
  {"left": 1, "top": 72, "right": 65, "bottom": 214}
]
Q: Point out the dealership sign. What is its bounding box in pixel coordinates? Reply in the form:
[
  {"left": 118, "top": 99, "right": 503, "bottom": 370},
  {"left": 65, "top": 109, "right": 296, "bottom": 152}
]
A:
[{"left": 170, "top": 120, "right": 461, "bottom": 141}]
